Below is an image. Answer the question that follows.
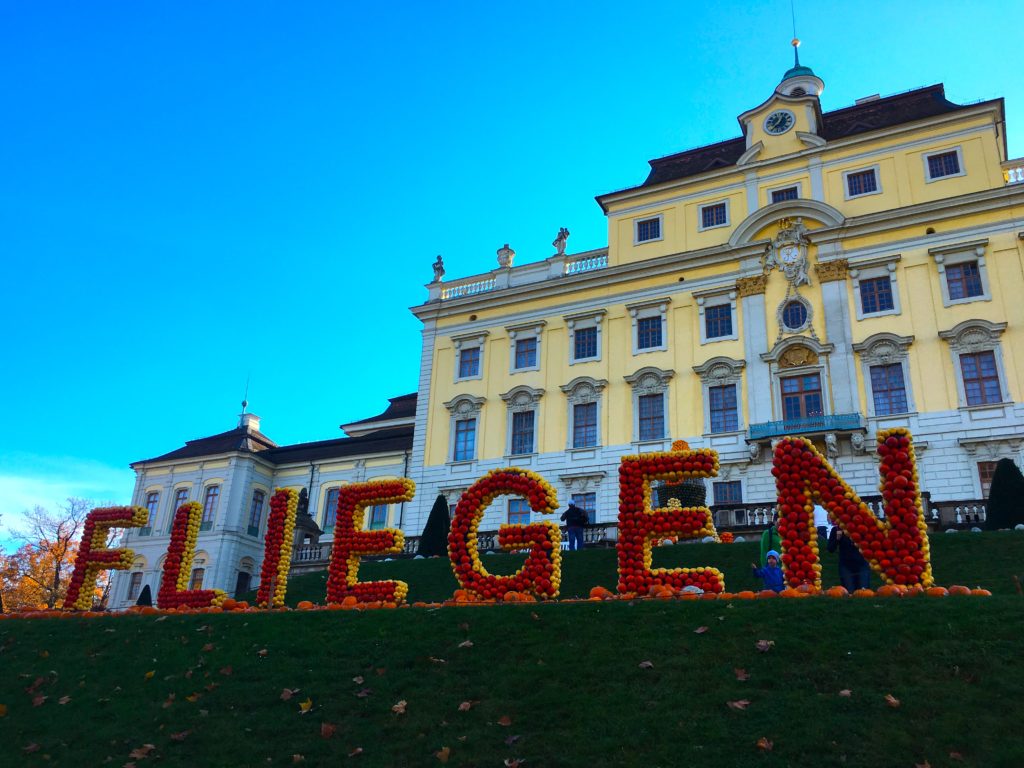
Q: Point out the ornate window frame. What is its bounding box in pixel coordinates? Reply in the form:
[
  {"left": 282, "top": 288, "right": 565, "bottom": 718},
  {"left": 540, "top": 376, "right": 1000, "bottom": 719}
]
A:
[
  {"left": 444, "top": 394, "right": 486, "bottom": 463},
  {"left": 558, "top": 471, "right": 608, "bottom": 522},
  {"left": 506, "top": 320, "right": 545, "bottom": 374},
  {"left": 849, "top": 253, "right": 902, "bottom": 321},
  {"left": 761, "top": 337, "right": 835, "bottom": 420},
  {"left": 777, "top": 294, "right": 814, "bottom": 334},
  {"left": 451, "top": 331, "right": 489, "bottom": 383},
  {"left": 697, "top": 199, "right": 730, "bottom": 232},
  {"left": 938, "top": 319, "right": 1009, "bottom": 408},
  {"left": 851, "top": 333, "right": 915, "bottom": 417},
  {"left": 500, "top": 385, "right": 544, "bottom": 457},
  {"left": 627, "top": 298, "right": 671, "bottom": 355},
  {"left": 693, "top": 356, "right": 746, "bottom": 435},
  {"left": 694, "top": 286, "right": 739, "bottom": 344},
  {"left": 560, "top": 376, "right": 608, "bottom": 450},
  {"left": 624, "top": 366, "right": 674, "bottom": 445},
  {"left": 564, "top": 309, "right": 605, "bottom": 364},
  {"left": 929, "top": 238, "right": 991, "bottom": 308},
  {"left": 923, "top": 146, "right": 965, "bottom": 183}
]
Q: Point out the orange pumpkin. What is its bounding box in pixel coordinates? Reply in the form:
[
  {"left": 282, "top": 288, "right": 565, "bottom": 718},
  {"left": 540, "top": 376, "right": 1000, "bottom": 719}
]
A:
[
  {"left": 948, "top": 585, "right": 971, "bottom": 596},
  {"left": 736, "top": 591, "right": 757, "bottom": 600},
  {"left": 758, "top": 589, "right": 779, "bottom": 599},
  {"left": 970, "top": 588, "right": 992, "bottom": 596},
  {"left": 926, "top": 586, "right": 949, "bottom": 598},
  {"left": 825, "top": 586, "right": 849, "bottom": 598},
  {"left": 296, "top": 600, "right": 315, "bottom": 610},
  {"left": 852, "top": 588, "right": 875, "bottom": 598},
  {"left": 875, "top": 585, "right": 902, "bottom": 597}
]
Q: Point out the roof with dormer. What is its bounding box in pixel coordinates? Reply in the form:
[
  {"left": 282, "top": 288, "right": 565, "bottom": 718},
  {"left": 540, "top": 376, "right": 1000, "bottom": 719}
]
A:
[
  {"left": 132, "top": 426, "right": 278, "bottom": 465},
  {"left": 597, "top": 84, "right": 994, "bottom": 199}
]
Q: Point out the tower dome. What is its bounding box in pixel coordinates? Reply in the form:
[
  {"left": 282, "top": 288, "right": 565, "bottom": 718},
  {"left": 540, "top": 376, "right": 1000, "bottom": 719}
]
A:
[{"left": 777, "top": 38, "right": 824, "bottom": 98}]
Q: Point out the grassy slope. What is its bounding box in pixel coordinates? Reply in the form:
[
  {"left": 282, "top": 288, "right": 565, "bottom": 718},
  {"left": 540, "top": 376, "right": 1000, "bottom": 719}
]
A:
[{"left": 0, "top": 533, "right": 1021, "bottom": 768}]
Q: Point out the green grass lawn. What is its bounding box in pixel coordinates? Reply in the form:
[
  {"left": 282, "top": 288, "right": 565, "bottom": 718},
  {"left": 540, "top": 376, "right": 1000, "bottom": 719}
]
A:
[{"left": 1, "top": 532, "right": 1022, "bottom": 768}]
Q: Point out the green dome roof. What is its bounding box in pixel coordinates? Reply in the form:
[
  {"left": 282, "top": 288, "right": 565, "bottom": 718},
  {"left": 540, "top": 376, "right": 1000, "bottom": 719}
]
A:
[{"left": 783, "top": 64, "right": 815, "bottom": 80}]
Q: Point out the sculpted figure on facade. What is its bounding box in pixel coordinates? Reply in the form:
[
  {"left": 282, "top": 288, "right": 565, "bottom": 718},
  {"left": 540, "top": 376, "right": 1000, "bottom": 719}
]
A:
[
  {"left": 552, "top": 227, "right": 570, "bottom": 257},
  {"left": 431, "top": 255, "right": 445, "bottom": 283},
  {"left": 763, "top": 217, "right": 812, "bottom": 287},
  {"left": 825, "top": 432, "right": 839, "bottom": 459}
]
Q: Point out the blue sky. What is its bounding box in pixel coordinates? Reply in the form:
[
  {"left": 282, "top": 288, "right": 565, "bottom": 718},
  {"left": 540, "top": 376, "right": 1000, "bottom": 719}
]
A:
[{"left": 1, "top": 1, "right": 1022, "bottom": 537}]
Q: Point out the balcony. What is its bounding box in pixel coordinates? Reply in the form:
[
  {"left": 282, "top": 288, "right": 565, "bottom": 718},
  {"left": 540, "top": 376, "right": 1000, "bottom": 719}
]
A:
[
  {"left": 1002, "top": 158, "right": 1024, "bottom": 185},
  {"left": 748, "top": 413, "right": 863, "bottom": 441}
]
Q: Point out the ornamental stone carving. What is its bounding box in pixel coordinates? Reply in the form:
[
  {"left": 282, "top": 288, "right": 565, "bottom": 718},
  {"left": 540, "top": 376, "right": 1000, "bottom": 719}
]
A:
[
  {"left": 558, "top": 471, "right": 607, "bottom": 494},
  {"left": 736, "top": 274, "right": 768, "bottom": 297},
  {"left": 560, "top": 376, "right": 608, "bottom": 405},
  {"left": 938, "top": 319, "right": 1007, "bottom": 354},
  {"left": 692, "top": 356, "right": 745, "bottom": 385},
  {"left": 851, "top": 332, "right": 915, "bottom": 366},
  {"left": 778, "top": 345, "right": 819, "bottom": 369},
  {"left": 624, "top": 366, "right": 674, "bottom": 395},
  {"left": 499, "top": 385, "right": 544, "bottom": 412},
  {"left": 443, "top": 394, "right": 486, "bottom": 417},
  {"left": 497, "top": 243, "right": 516, "bottom": 268},
  {"left": 814, "top": 258, "right": 849, "bottom": 283}
]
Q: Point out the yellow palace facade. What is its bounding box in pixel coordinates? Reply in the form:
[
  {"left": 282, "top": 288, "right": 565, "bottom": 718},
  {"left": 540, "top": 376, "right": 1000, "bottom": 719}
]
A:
[{"left": 405, "top": 55, "right": 1024, "bottom": 538}]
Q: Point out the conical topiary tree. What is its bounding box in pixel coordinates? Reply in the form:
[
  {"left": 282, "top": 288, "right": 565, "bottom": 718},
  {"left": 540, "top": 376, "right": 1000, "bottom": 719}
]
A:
[
  {"left": 985, "top": 458, "right": 1024, "bottom": 530},
  {"left": 418, "top": 494, "right": 452, "bottom": 557}
]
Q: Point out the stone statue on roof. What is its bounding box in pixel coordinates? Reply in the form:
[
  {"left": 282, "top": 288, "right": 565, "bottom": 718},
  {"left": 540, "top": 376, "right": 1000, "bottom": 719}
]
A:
[
  {"left": 431, "top": 255, "right": 445, "bottom": 283},
  {"left": 552, "top": 227, "right": 570, "bottom": 256}
]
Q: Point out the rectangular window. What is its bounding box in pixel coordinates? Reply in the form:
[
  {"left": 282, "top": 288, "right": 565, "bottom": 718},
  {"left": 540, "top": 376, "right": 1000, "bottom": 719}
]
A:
[
  {"left": 201, "top": 486, "right": 220, "bottom": 529},
  {"left": 869, "top": 364, "right": 908, "bottom": 416},
  {"left": 369, "top": 504, "right": 388, "bottom": 530},
  {"left": 771, "top": 186, "right": 799, "bottom": 203},
  {"left": 570, "top": 492, "right": 596, "bottom": 517},
  {"left": 638, "top": 393, "right": 665, "bottom": 441},
  {"left": 514, "top": 337, "right": 537, "bottom": 369},
  {"left": 458, "top": 347, "right": 480, "bottom": 378},
  {"left": 713, "top": 481, "right": 742, "bottom": 505},
  {"left": 572, "top": 402, "right": 598, "bottom": 448},
  {"left": 700, "top": 202, "right": 728, "bottom": 229},
  {"left": 636, "top": 316, "right": 662, "bottom": 350},
  {"left": 453, "top": 418, "right": 476, "bottom": 461},
  {"left": 635, "top": 217, "right": 661, "bottom": 242},
  {"left": 508, "top": 499, "right": 531, "bottom": 525},
  {"left": 145, "top": 491, "right": 160, "bottom": 525},
  {"left": 323, "top": 488, "right": 340, "bottom": 529},
  {"left": 781, "top": 374, "right": 823, "bottom": 421},
  {"left": 170, "top": 488, "right": 189, "bottom": 531},
  {"left": 960, "top": 351, "right": 1001, "bottom": 406},
  {"left": 927, "top": 151, "right": 960, "bottom": 179},
  {"left": 510, "top": 410, "right": 535, "bottom": 455},
  {"left": 945, "top": 262, "right": 984, "bottom": 301},
  {"left": 704, "top": 304, "right": 733, "bottom": 339},
  {"left": 859, "top": 276, "right": 895, "bottom": 314},
  {"left": 189, "top": 568, "right": 204, "bottom": 591},
  {"left": 247, "top": 490, "right": 265, "bottom": 536},
  {"left": 708, "top": 384, "right": 739, "bottom": 433},
  {"left": 128, "top": 572, "right": 143, "bottom": 601},
  {"left": 846, "top": 169, "right": 878, "bottom": 197},
  {"left": 978, "top": 461, "right": 998, "bottom": 498},
  {"left": 574, "top": 326, "right": 598, "bottom": 360}
]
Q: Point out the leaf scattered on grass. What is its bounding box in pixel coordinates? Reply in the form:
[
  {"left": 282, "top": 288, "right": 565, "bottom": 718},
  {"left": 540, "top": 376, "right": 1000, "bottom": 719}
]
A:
[
  {"left": 838, "top": 689, "right": 852, "bottom": 697},
  {"left": 504, "top": 760, "right": 524, "bottom": 768},
  {"left": 299, "top": 697, "right": 314, "bottom": 714},
  {"left": 257, "top": 649, "right": 268, "bottom": 657},
  {"left": 32, "top": 695, "right": 47, "bottom": 707},
  {"left": 530, "top": 612, "right": 539, "bottom": 621},
  {"left": 0, "top": 704, "right": 7, "bottom": 717},
  {"left": 435, "top": 746, "right": 451, "bottom": 763},
  {"left": 428, "top": 658, "right": 446, "bottom": 665},
  {"left": 458, "top": 640, "right": 473, "bottom": 649},
  {"left": 376, "top": 668, "right": 387, "bottom": 676},
  {"left": 219, "top": 666, "right": 232, "bottom": 676},
  {"left": 497, "top": 715, "right": 512, "bottom": 726},
  {"left": 504, "top": 735, "right": 522, "bottom": 746},
  {"left": 58, "top": 696, "right": 71, "bottom": 705},
  {"left": 201, "top": 643, "right": 215, "bottom": 652},
  {"left": 321, "top": 722, "right": 337, "bottom": 739},
  {"left": 727, "top": 700, "right": 751, "bottom": 711},
  {"left": 169, "top": 730, "right": 190, "bottom": 742},
  {"left": 756, "top": 737, "right": 773, "bottom": 752},
  {"left": 292, "top": 755, "right": 305, "bottom": 763},
  {"left": 280, "top": 688, "right": 299, "bottom": 701},
  {"left": 884, "top": 694, "right": 901, "bottom": 708},
  {"left": 348, "top": 747, "right": 363, "bottom": 757},
  {"left": 352, "top": 676, "right": 365, "bottom": 684},
  {"left": 914, "top": 762, "right": 931, "bottom": 768},
  {"left": 949, "top": 752, "right": 964, "bottom": 761},
  {"left": 755, "top": 640, "right": 775, "bottom": 653},
  {"left": 638, "top": 661, "right": 654, "bottom": 669},
  {"left": 734, "top": 668, "right": 750, "bottom": 681},
  {"left": 458, "top": 701, "right": 477, "bottom": 712},
  {"left": 458, "top": 623, "right": 469, "bottom": 632},
  {"left": 355, "top": 688, "right": 372, "bottom": 698},
  {"left": 185, "top": 693, "right": 201, "bottom": 703},
  {"left": 128, "top": 744, "right": 155, "bottom": 759},
  {"left": 694, "top": 626, "right": 709, "bottom": 634},
  {"left": 392, "top": 700, "right": 408, "bottom": 715},
  {"left": 144, "top": 671, "right": 155, "bottom": 680},
  {"left": 23, "top": 743, "right": 40, "bottom": 754},
  {"left": 162, "top": 694, "right": 175, "bottom": 709}
]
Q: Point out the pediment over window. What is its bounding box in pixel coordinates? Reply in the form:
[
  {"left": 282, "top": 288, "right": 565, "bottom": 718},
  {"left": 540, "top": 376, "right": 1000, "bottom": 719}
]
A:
[
  {"left": 729, "top": 199, "right": 844, "bottom": 247},
  {"left": 761, "top": 336, "right": 834, "bottom": 366},
  {"left": 499, "top": 385, "right": 545, "bottom": 411},
  {"left": 938, "top": 319, "right": 1007, "bottom": 353},
  {"left": 560, "top": 376, "right": 608, "bottom": 405},
  {"left": 624, "top": 366, "right": 674, "bottom": 394},
  {"left": 692, "top": 356, "right": 745, "bottom": 384},
  {"left": 443, "top": 394, "right": 486, "bottom": 416},
  {"left": 852, "top": 332, "right": 914, "bottom": 365}
]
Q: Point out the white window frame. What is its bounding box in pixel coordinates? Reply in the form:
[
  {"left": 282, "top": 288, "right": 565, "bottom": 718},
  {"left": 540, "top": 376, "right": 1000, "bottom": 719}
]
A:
[
  {"left": 500, "top": 385, "right": 544, "bottom": 458},
  {"left": 929, "top": 239, "right": 991, "bottom": 308},
  {"left": 693, "top": 356, "right": 746, "bottom": 435},
  {"left": 697, "top": 200, "right": 730, "bottom": 232},
  {"left": 451, "top": 331, "right": 489, "bottom": 382},
  {"left": 851, "top": 333, "right": 916, "bottom": 417},
  {"left": 842, "top": 164, "right": 882, "bottom": 200},
  {"left": 565, "top": 309, "right": 605, "bottom": 364},
  {"left": 624, "top": 366, "right": 674, "bottom": 446},
  {"left": 938, "top": 319, "right": 1009, "bottom": 409},
  {"left": 319, "top": 484, "right": 344, "bottom": 530},
  {"left": 761, "top": 338, "right": 836, "bottom": 421},
  {"left": 694, "top": 287, "right": 739, "bottom": 344},
  {"left": 506, "top": 320, "right": 545, "bottom": 373},
  {"left": 627, "top": 298, "right": 671, "bottom": 355},
  {"left": 849, "top": 254, "right": 902, "bottom": 321},
  {"left": 923, "top": 146, "right": 965, "bottom": 183},
  {"left": 767, "top": 181, "right": 803, "bottom": 205},
  {"left": 560, "top": 376, "right": 607, "bottom": 450},
  {"left": 444, "top": 394, "right": 486, "bottom": 463},
  {"left": 633, "top": 214, "right": 664, "bottom": 245}
]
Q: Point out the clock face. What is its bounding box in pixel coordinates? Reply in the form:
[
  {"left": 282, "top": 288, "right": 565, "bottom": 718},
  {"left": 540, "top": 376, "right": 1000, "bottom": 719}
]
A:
[
  {"left": 764, "top": 110, "right": 795, "bottom": 135},
  {"left": 780, "top": 245, "right": 800, "bottom": 265}
]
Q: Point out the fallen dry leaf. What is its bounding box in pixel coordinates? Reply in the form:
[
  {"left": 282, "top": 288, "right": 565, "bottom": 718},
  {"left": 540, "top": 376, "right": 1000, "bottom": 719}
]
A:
[
  {"left": 299, "top": 697, "right": 314, "bottom": 714},
  {"left": 435, "top": 746, "right": 451, "bottom": 763},
  {"left": 504, "top": 760, "right": 524, "bottom": 768},
  {"left": 458, "top": 622, "right": 469, "bottom": 631},
  {"left": 458, "top": 701, "right": 477, "bottom": 712},
  {"left": 169, "top": 730, "right": 190, "bottom": 742},
  {"left": 280, "top": 688, "right": 299, "bottom": 701},
  {"left": 727, "top": 699, "right": 751, "bottom": 711},
  {"left": 376, "top": 668, "right": 387, "bottom": 676},
  {"left": 838, "top": 689, "right": 852, "bottom": 697},
  {"left": 201, "top": 643, "right": 214, "bottom": 652},
  {"left": 23, "top": 743, "right": 40, "bottom": 754},
  {"left": 58, "top": 695, "right": 71, "bottom": 705},
  {"left": 219, "top": 666, "right": 233, "bottom": 676},
  {"left": 392, "top": 700, "right": 408, "bottom": 715},
  {"left": 504, "top": 734, "right": 522, "bottom": 746},
  {"left": 0, "top": 704, "right": 7, "bottom": 717},
  {"left": 884, "top": 694, "right": 901, "bottom": 708},
  {"left": 458, "top": 640, "right": 473, "bottom": 649},
  {"left": 949, "top": 752, "right": 964, "bottom": 761},
  {"left": 257, "top": 649, "right": 268, "bottom": 657},
  {"left": 756, "top": 737, "right": 773, "bottom": 752},
  {"left": 292, "top": 755, "right": 305, "bottom": 763},
  {"left": 497, "top": 715, "right": 513, "bottom": 726},
  {"left": 162, "top": 694, "right": 176, "bottom": 709},
  {"left": 638, "top": 660, "right": 654, "bottom": 669},
  {"left": 185, "top": 693, "right": 201, "bottom": 703},
  {"left": 352, "top": 676, "right": 365, "bottom": 684},
  {"left": 755, "top": 640, "right": 775, "bottom": 653},
  {"left": 321, "top": 722, "right": 337, "bottom": 739},
  {"left": 348, "top": 747, "right": 363, "bottom": 757},
  {"left": 355, "top": 688, "right": 372, "bottom": 698},
  {"left": 128, "top": 744, "right": 156, "bottom": 759},
  {"left": 428, "top": 657, "right": 446, "bottom": 665},
  {"left": 734, "top": 668, "right": 750, "bottom": 681},
  {"left": 144, "top": 670, "right": 155, "bottom": 680},
  {"left": 914, "top": 762, "right": 931, "bottom": 768},
  {"left": 694, "top": 626, "right": 709, "bottom": 634},
  {"left": 530, "top": 612, "right": 539, "bottom": 621},
  {"left": 32, "top": 695, "right": 47, "bottom": 707}
]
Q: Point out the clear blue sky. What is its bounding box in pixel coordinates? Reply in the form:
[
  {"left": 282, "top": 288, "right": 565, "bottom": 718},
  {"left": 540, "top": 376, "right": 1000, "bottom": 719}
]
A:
[{"left": 2, "top": 1, "right": 1022, "bottom": 536}]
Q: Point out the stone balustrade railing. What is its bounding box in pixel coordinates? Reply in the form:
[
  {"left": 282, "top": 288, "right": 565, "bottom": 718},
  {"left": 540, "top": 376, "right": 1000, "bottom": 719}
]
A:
[
  {"left": 564, "top": 252, "right": 608, "bottom": 275},
  {"left": 1002, "top": 160, "right": 1024, "bottom": 185},
  {"left": 440, "top": 277, "right": 496, "bottom": 300}
]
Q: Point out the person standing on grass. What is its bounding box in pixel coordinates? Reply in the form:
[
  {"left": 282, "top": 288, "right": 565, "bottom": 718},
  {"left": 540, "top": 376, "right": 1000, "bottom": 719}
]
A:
[
  {"left": 827, "top": 522, "right": 872, "bottom": 591},
  {"left": 560, "top": 502, "right": 589, "bottom": 551},
  {"left": 751, "top": 550, "right": 785, "bottom": 593}
]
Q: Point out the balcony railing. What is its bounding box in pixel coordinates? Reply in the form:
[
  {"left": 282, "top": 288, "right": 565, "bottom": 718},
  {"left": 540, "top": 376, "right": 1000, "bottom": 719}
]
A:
[
  {"left": 440, "top": 277, "right": 496, "bottom": 300},
  {"left": 749, "top": 413, "right": 863, "bottom": 440},
  {"left": 564, "top": 252, "right": 608, "bottom": 275},
  {"left": 1002, "top": 159, "right": 1024, "bottom": 185}
]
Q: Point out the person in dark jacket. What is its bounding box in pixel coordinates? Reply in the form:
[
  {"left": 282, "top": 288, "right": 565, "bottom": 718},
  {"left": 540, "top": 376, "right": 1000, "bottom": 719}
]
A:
[
  {"left": 751, "top": 550, "right": 785, "bottom": 593},
  {"left": 560, "top": 503, "right": 589, "bottom": 551},
  {"left": 827, "top": 524, "right": 872, "bottom": 591}
]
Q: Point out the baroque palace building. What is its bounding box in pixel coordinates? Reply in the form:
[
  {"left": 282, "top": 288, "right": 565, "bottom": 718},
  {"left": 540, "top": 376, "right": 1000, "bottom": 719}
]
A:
[{"left": 110, "top": 51, "right": 1024, "bottom": 608}]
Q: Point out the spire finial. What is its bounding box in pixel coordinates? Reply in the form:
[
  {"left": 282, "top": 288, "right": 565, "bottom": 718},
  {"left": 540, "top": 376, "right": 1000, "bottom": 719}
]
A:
[
  {"left": 241, "top": 375, "right": 250, "bottom": 413},
  {"left": 792, "top": 37, "right": 801, "bottom": 67},
  {"left": 790, "top": 0, "right": 800, "bottom": 66}
]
